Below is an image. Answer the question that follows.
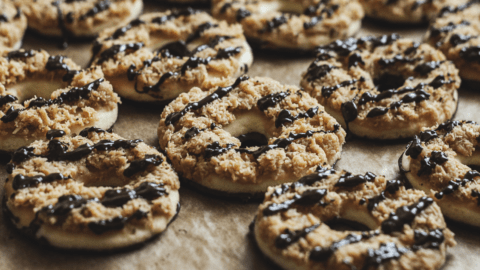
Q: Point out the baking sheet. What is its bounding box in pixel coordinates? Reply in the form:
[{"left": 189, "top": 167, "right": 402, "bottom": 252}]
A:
[{"left": 1, "top": 5, "right": 480, "bottom": 270}]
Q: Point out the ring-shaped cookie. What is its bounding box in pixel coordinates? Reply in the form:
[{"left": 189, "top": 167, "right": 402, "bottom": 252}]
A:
[
  {"left": 358, "top": 0, "right": 467, "bottom": 24},
  {"left": 425, "top": 0, "right": 480, "bottom": 87},
  {"left": 0, "top": 49, "right": 119, "bottom": 153},
  {"left": 90, "top": 9, "right": 253, "bottom": 103},
  {"left": 0, "top": 0, "right": 27, "bottom": 49},
  {"left": 400, "top": 120, "right": 480, "bottom": 227},
  {"left": 212, "top": 0, "right": 364, "bottom": 51},
  {"left": 253, "top": 167, "right": 456, "bottom": 270},
  {"left": 299, "top": 34, "right": 460, "bottom": 140},
  {"left": 3, "top": 128, "right": 180, "bottom": 250},
  {"left": 158, "top": 76, "right": 346, "bottom": 198},
  {"left": 14, "top": 0, "right": 143, "bottom": 47}
]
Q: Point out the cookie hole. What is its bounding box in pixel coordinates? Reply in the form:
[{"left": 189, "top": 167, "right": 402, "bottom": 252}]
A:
[
  {"left": 260, "top": 0, "right": 305, "bottom": 15},
  {"left": 223, "top": 108, "right": 276, "bottom": 143},
  {"left": 374, "top": 73, "right": 406, "bottom": 92},
  {"left": 237, "top": 132, "right": 269, "bottom": 148},
  {"left": 5, "top": 80, "right": 66, "bottom": 104}
]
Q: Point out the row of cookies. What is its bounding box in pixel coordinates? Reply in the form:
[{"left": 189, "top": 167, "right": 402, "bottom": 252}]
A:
[{"left": 0, "top": 2, "right": 479, "bottom": 270}]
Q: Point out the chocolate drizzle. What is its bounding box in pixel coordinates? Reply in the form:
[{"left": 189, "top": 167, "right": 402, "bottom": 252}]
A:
[
  {"left": 236, "top": 9, "right": 251, "bottom": 21},
  {"left": 79, "top": 126, "right": 110, "bottom": 137},
  {"left": 305, "top": 64, "right": 338, "bottom": 81},
  {"left": 12, "top": 173, "right": 69, "bottom": 190},
  {"left": 260, "top": 16, "right": 287, "bottom": 33},
  {"left": 138, "top": 72, "right": 178, "bottom": 94},
  {"left": 412, "top": 229, "right": 444, "bottom": 250},
  {"left": 275, "top": 107, "right": 318, "bottom": 128},
  {"left": 180, "top": 56, "right": 212, "bottom": 75},
  {"left": 10, "top": 135, "right": 141, "bottom": 166},
  {"left": 123, "top": 155, "right": 163, "bottom": 177},
  {"left": 52, "top": 1, "right": 70, "bottom": 49},
  {"left": 151, "top": 8, "right": 200, "bottom": 25},
  {"left": 381, "top": 196, "right": 433, "bottom": 234},
  {"left": 0, "top": 95, "right": 18, "bottom": 107},
  {"left": 438, "top": 1, "right": 475, "bottom": 17},
  {"left": 364, "top": 242, "right": 408, "bottom": 268},
  {"left": 405, "top": 136, "right": 423, "bottom": 159},
  {"left": 334, "top": 172, "right": 376, "bottom": 188},
  {"left": 271, "top": 166, "right": 336, "bottom": 197},
  {"left": 5, "top": 50, "right": 36, "bottom": 61},
  {"left": 88, "top": 210, "right": 147, "bottom": 234},
  {"left": 348, "top": 53, "right": 364, "bottom": 68},
  {"left": 204, "top": 142, "right": 235, "bottom": 159},
  {"left": 79, "top": 0, "right": 111, "bottom": 21},
  {"left": 257, "top": 91, "right": 290, "bottom": 111},
  {"left": 414, "top": 61, "right": 444, "bottom": 75},
  {"left": 46, "top": 129, "right": 66, "bottom": 140},
  {"left": 96, "top": 43, "right": 144, "bottom": 64},
  {"left": 275, "top": 224, "right": 320, "bottom": 249},
  {"left": 318, "top": 34, "right": 400, "bottom": 56},
  {"left": 236, "top": 127, "right": 340, "bottom": 159},
  {"left": 459, "top": 46, "right": 480, "bottom": 63},
  {"left": 321, "top": 78, "right": 363, "bottom": 98},
  {"left": 309, "top": 234, "right": 364, "bottom": 261},
  {"left": 367, "top": 180, "right": 402, "bottom": 211},
  {"left": 105, "top": 18, "right": 145, "bottom": 41},
  {"left": 45, "top": 55, "right": 80, "bottom": 81},
  {"left": 263, "top": 189, "right": 328, "bottom": 216},
  {"left": 303, "top": 2, "right": 339, "bottom": 29},
  {"left": 378, "top": 55, "right": 422, "bottom": 66},
  {"left": 419, "top": 130, "right": 438, "bottom": 142},
  {"left": 165, "top": 76, "right": 249, "bottom": 125},
  {"left": 430, "top": 21, "right": 470, "bottom": 37},
  {"left": 101, "top": 182, "right": 166, "bottom": 207},
  {"left": 186, "top": 22, "right": 218, "bottom": 43},
  {"left": 417, "top": 151, "right": 448, "bottom": 176},
  {"left": 450, "top": 34, "right": 472, "bottom": 46},
  {"left": 41, "top": 194, "right": 95, "bottom": 216},
  {"left": 435, "top": 170, "right": 480, "bottom": 199}
]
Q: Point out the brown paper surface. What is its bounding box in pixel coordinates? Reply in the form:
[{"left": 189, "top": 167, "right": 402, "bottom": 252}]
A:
[{"left": 1, "top": 6, "right": 480, "bottom": 270}]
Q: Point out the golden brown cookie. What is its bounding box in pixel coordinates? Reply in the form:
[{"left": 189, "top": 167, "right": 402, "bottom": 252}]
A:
[
  {"left": 425, "top": 1, "right": 480, "bottom": 87},
  {"left": 299, "top": 34, "right": 460, "bottom": 140},
  {"left": 400, "top": 120, "right": 480, "bottom": 227},
  {"left": 359, "top": 0, "right": 468, "bottom": 24},
  {"left": 0, "top": 49, "right": 119, "bottom": 153},
  {"left": 253, "top": 167, "right": 456, "bottom": 270},
  {"left": 0, "top": 0, "right": 27, "bottom": 49},
  {"left": 158, "top": 76, "right": 346, "bottom": 199},
  {"left": 3, "top": 128, "right": 180, "bottom": 250},
  {"left": 89, "top": 9, "right": 253, "bottom": 103},
  {"left": 212, "top": 0, "right": 364, "bottom": 51},
  {"left": 13, "top": 0, "right": 143, "bottom": 47}
]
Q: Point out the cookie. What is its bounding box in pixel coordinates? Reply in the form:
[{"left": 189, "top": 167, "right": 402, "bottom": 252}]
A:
[
  {"left": 0, "top": 49, "right": 119, "bottom": 153},
  {"left": 158, "top": 76, "right": 346, "bottom": 198},
  {"left": 425, "top": 0, "right": 480, "bottom": 87},
  {"left": 299, "top": 34, "right": 460, "bottom": 140},
  {"left": 3, "top": 128, "right": 180, "bottom": 250},
  {"left": 89, "top": 9, "right": 253, "bottom": 103},
  {"left": 400, "top": 120, "right": 480, "bottom": 227},
  {"left": 253, "top": 167, "right": 456, "bottom": 270},
  {"left": 14, "top": 0, "right": 143, "bottom": 47},
  {"left": 212, "top": 0, "right": 364, "bottom": 51},
  {"left": 0, "top": 0, "right": 27, "bottom": 49},
  {"left": 359, "top": 0, "right": 467, "bottom": 24}
]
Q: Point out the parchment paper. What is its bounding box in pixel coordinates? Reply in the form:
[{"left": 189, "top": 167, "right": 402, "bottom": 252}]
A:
[{"left": 1, "top": 5, "right": 479, "bottom": 270}]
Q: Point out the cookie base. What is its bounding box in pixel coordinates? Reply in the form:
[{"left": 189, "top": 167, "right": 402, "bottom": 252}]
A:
[
  {"left": 179, "top": 176, "right": 265, "bottom": 203},
  {"left": 2, "top": 195, "right": 181, "bottom": 254}
]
